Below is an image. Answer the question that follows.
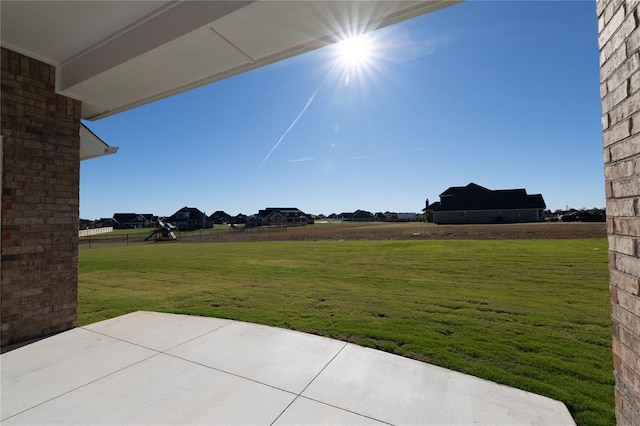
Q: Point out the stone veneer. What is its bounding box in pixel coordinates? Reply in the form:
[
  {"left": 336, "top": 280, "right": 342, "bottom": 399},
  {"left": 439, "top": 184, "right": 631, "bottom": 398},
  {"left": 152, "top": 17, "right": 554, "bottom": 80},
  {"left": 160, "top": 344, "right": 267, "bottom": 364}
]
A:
[
  {"left": 598, "top": 0, "right": 640, "bottom": 424},
  {"left": 1, "top": 47, "right": 80, "bottom": 346}
]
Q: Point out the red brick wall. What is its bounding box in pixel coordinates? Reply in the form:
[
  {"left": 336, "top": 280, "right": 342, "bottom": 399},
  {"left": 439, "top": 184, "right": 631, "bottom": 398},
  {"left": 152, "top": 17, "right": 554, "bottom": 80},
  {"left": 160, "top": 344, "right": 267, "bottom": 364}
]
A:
[
  {"left": 1, "top": 47, "right": 80, "bottom": 346},
  {"left": 598, "top": 1, "right": 640, "bottom": 424}
]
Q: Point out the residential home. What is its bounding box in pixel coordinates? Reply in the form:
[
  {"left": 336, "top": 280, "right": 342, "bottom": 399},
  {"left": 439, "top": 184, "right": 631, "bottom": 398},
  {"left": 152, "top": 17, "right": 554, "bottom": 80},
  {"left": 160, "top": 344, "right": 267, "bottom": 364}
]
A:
[
  {"left": 98, "top": 217, "right": 117, "bottom": 228},
  {"left": 79, "top": 219, "right": 96, "bottom": 230},
  {"left": 352, "top": 210, "right": 375, "bottom": 221},
  {"left": 209, "top": 210, "right": 234, "bottom": 224},
  {"left": 385, "top": 212, "right": 398, "bottom": 221},
  {"left": 431, "top": 183, "right": 546, "bottom": 224},
  {"left": 264, "top": 210, "right": 287, "bottom": 227},
  {"left": 234, "top": 213, "right": 248, "bottom": 224},
  {"left": 166, "top": 206, "right": 212, "bottom": 230},
  {"left": 423, "top": 202, "right": 441, "bottom": 222},
  {"left": 112, "top": 213, "right": 154, "bottom": 229},
  {"left": 374, "top": 212, "right": 387, "bottom": 221},
  {"left": 257, "top": 207, "right": 309, "bottom": 227},
  {"left": 245, "top": 215, "right": 263, "bottom": 228},
  {"left": 339, "top": 210, "right": 374, "bottom": 221}
]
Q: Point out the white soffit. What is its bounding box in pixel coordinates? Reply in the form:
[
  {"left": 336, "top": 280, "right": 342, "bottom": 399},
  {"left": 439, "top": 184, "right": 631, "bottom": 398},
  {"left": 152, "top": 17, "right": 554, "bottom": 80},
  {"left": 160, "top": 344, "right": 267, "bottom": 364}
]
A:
[
  {"left": 212, "top": 1, "right": 436, "bottom": 59},
  {"left": 66, "top": 25, "right": 253, "bottom": 115},
  {"left": 0, "top": 1, "right": 173, "bottom": 66},
  {"left": 0, "top": 1, "right": 459, "bottom": 121}
]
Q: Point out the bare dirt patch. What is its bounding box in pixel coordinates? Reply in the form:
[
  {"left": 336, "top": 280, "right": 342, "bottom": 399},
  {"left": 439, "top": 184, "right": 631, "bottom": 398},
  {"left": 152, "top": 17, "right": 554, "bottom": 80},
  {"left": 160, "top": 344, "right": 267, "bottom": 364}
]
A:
[{"left": 182, "top": 222, "right": 606, "bottom": 243}]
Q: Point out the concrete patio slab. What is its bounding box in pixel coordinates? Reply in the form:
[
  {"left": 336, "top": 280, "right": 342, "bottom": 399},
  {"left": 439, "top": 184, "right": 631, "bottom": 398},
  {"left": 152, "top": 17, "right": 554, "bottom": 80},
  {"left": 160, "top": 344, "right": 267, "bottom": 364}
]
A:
[
  {"left": 167, "top": 321, "right": 347, "bottom": 393},
  {"left": 302, "top": 343, "right": 576, "bottom": 425},
  {"left": 1, "top": 311, "right": 576, "bottom": 425},
  {"left": 2, "top": 353, "right": 295, "bottom": 425},
  {"left": 272, "top": 397, "right": 388, "bottom": 425},
  {"left": 1, "top": 327, "right": 156, "bottom": 420},
  {"left": 84, "top": 311, "right": 232, "bottom": 352}
]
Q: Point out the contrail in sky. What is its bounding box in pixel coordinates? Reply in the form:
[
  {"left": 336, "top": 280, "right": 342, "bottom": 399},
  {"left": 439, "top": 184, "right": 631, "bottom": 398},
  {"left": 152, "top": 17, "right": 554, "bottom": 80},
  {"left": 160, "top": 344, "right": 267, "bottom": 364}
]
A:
[{"left": 259, "top": 83, "right": 323, "bottom": 168}]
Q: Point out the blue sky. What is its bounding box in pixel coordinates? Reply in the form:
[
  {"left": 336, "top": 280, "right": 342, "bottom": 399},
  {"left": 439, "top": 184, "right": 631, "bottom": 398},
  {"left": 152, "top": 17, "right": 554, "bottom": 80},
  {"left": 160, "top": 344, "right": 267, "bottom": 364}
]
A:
[{"left": 80, "top": 1, "right": 603, "bottom": 219}]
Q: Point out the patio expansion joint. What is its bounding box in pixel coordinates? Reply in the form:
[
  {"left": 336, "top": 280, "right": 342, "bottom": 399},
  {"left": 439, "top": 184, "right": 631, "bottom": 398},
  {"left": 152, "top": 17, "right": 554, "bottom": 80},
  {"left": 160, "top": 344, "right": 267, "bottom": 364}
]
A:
[
  {"left": 80, "top": 318, "right": 237, "bottom": 353},
  {"left": 163, "top": 351, "right": 301, "bottom": 396},
  {"left": 89, "top": 321, "right": 391, "bottom": 425},
  {"left": 288, "top": 394, "right": 396, "bottom": 426},
  {"left": 0, "top": 351, "right": 164, "bottom": 423},
  {"left": 155, "top": 318, "right": 238, "bottom": 353},
  {"left": 268, "top": 342, "right": 393, "bottom": 426},
  {"left": 80, "top": 320, "right": 348, "bottom": 398}
]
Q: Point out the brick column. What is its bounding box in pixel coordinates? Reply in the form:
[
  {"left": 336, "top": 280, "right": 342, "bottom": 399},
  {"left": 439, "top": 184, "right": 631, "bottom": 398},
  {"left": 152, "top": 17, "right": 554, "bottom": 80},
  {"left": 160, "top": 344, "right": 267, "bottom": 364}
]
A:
[
  {"left": 598, "top": 1, "right": 640, "bottom": 424},
  {"left": 1, "top": 47, "right": 80, "bottom": 346}
]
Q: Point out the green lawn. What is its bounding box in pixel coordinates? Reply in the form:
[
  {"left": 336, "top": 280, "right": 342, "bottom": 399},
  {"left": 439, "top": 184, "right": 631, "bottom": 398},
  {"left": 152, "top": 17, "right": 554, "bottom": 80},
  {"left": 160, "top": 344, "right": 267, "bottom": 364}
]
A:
[{"left": 79, "top": 238, "right": 613, "bottom": 425}]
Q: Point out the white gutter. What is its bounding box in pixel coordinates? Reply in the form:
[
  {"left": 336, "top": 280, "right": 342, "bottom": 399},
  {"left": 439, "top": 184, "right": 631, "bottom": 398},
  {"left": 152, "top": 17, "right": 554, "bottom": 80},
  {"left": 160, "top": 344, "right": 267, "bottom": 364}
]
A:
[{"left": 80, "top": 123, "right": 118, "bottom": 161}]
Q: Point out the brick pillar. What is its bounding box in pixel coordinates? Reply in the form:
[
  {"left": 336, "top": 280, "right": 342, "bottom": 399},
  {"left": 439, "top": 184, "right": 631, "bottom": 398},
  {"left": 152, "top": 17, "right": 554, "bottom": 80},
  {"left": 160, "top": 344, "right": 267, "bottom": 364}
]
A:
[
  {"left": 1, "top": 47, "right": 80, "bottom": 346},
  {"left": 598, "top": 1, "right": 640, "bottom": 424}
]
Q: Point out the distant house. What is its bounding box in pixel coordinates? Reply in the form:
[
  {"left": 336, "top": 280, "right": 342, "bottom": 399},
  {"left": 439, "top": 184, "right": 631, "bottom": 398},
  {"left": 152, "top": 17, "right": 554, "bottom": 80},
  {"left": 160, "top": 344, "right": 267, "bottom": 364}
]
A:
[
  {"left": 245, "top": 215, "right": 263, "bottom": 228},
  {"left": 97, "top": 217, "right": 117, "bottom": 228},
  {"left": 112, "top": 213, "right": 154, "bottom": 229},
  {"left": 337, "top": 210, "right": 374, "bottom": 221},
  {"left": 167, "top": 206, "right": 212, "bottom": 230},
  {"left": 256, "top": 207, "right": 310, "bottom": 227},
  {"left": 209, "top": 210, "right": 234, "bottom": 224},
  {"left": 423, "top": 202, "right": 441, "bottom": 222},
  {"left": 79, "top": 218, "right": 96, "bottom": 230},
  {"left": 431, "top": 183, "right": 546, "bottom": 224},
  {"left": 352, "top": 210, "right": 375, "bottom": 221},
  {"left": 265, "top": 210, "right": 287, "bottom": 226}
]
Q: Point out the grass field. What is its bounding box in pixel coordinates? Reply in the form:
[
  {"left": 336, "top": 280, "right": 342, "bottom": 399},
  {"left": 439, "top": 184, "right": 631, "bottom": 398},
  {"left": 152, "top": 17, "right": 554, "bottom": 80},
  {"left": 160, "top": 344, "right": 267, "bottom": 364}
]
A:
[{"left": 79, "top": 235, "right": 612, "bottom": 425}]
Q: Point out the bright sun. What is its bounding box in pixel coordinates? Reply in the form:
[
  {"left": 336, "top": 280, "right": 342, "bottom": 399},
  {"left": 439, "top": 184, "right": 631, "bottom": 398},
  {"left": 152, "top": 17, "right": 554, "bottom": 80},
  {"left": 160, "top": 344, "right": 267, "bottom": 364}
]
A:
[{"left": 336, "top": 34, "right": 374, "bottom": 70}]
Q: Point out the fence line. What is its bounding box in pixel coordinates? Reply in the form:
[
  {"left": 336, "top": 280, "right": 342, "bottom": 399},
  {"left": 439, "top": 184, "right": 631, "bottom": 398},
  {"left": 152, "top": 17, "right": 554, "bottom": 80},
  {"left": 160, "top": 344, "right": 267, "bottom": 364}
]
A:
[
  {"left": 79, "top": 225, "right": 291, "bottom": 248},
  {"left": 79, "top": 227, "right": 113, "bottom": 237}
]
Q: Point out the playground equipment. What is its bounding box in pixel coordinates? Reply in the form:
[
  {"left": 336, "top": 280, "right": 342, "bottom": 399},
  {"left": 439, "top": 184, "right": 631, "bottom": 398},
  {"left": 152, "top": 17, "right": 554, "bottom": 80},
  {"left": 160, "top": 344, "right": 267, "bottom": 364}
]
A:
[{"left": 145, "top": 219, "right": 177, "bottom": 241}]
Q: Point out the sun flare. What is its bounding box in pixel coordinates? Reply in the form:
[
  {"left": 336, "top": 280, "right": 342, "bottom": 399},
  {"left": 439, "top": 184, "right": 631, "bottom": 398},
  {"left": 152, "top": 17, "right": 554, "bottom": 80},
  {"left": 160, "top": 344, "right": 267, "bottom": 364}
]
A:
[{"left": 336, "top": 34, "right": 374, "bottom": 70}]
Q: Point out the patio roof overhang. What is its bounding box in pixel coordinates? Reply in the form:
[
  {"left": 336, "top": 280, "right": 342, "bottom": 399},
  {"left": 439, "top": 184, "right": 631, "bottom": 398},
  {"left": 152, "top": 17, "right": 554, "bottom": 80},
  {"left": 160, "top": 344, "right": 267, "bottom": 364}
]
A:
[
  {"left": 80, "top": 123, "right": 118, "bottom": 161},
  {"left": 1, "top": 1, "right": 459, "bottom": 121}
]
